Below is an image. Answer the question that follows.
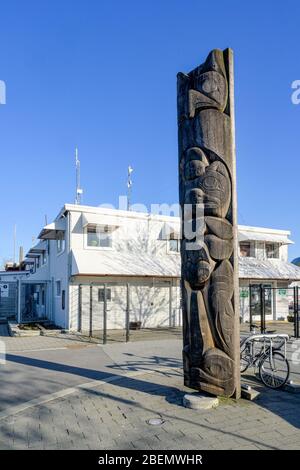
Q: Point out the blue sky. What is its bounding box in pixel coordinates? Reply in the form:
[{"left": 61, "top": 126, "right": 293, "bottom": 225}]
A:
[{"left": 0, "top": 0, "right": 300, "bottom": 261}]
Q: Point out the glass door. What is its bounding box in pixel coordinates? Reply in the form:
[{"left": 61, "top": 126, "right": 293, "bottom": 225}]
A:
[{"left": 250, "top": 284, "right": 273, "bottom": 320}]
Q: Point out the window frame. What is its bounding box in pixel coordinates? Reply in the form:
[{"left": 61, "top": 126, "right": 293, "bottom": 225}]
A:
[
  {"left": 56, "top": 280, "right": 61, "bottom": 297},
  {"left": 98, "top": 287, "right": 112, "bottom": 302},
  {"left": 56, "top": 234, "right": 66, "bottom": 255},
  {"left": 167, "top": 232, "right": 181, "bottom": 255},
  {"left": 239, "top": 242, "right": 251, "bottom": 258},
  {"left": 265, "top": 242, "right": 279, "bottom": 259},
  {"left": 85, "top": 224, "right": 114, "bottom": 250},
  {"left": 36, "top": 256, "right": 40, "bottom": 269},
  {"left": 42, "top": 250, "right": 47, "bottom": 265}
]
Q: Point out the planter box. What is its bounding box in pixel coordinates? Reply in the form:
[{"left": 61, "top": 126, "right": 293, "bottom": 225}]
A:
[
  {"left": 129, "top": 321, "right": 142, "bottom": 330},
  {"left": 8, "top": 322, "right": 41, "bottom": 337},
  {"left": 38, "top": 323, "right": 66, "bottom": 336}
]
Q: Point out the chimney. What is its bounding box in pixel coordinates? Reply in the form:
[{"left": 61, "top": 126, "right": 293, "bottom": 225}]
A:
[{"left": 19, "top": 246, "right": 24, "bottom": 265}]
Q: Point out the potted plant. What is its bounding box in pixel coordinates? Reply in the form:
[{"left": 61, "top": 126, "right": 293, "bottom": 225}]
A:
[
  {"left": 287, "top": 313, "right": 294, "bottom": 323},
  {"left": 129, "top": 321, "right": 142, "bottom": 330}
]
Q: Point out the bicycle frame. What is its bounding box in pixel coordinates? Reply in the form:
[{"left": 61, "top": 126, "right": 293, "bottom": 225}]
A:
[{"left": 241, "top": 333, "right": 289, "bottom": 369}]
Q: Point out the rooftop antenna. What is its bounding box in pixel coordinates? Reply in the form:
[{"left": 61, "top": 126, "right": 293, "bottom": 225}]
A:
[
  {"left": 75, "top": 147, "right": 83, "bottom": 205},
  {"left": 127, "top": 165, "right": 133, "bottom": 211}
]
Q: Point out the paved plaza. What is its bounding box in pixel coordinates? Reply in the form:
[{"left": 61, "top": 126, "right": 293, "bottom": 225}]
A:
[{"left": 0, "top": 329, "right": 299, "bottom": 450}]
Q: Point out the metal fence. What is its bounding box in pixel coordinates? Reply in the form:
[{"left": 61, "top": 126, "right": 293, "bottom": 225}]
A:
[
  {"left": 0, "top": 281, "right": 18, "bottom": 320},
  {"left": 241, "top": 285, "right": 300, "bottom": 338},
  {"left": 71, "top": 280, "right": 182, "bottom": 343}
]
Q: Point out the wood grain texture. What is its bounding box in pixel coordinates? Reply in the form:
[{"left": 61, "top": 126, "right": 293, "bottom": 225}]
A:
[{"left": 178, "top": 49, "right": 240, "bottom": 398}]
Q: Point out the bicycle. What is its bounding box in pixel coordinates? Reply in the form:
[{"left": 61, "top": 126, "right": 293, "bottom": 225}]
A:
[{"left": 240, "top": 333, "right": 290, "bottom": 389}]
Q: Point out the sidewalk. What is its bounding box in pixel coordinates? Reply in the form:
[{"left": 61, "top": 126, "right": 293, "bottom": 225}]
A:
[
  {"left": 0, "top": 363, "right": 300, "bottom": 449},
  {"left": 0, "top": 335, "right": 299, "bottom": 450}
]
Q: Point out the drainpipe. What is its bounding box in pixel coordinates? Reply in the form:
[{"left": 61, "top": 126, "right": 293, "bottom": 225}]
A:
[{"left": 169, "top": 280, "right": 173, "bottom": 328}]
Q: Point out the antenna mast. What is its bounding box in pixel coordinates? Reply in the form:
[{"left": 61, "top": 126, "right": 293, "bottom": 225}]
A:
[
  {"left": 75, "top": 147, "right": 83, "bottom": 205},
  {"left": 127, "top": 166, "right": 133, "bottom": 211}
]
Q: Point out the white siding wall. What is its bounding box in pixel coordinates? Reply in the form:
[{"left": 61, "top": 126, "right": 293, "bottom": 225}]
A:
[{"left": 69, "top": 277, "right": 181, "bottom": 331}]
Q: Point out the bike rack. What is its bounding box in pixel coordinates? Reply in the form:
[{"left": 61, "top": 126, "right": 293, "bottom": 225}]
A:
[{"left": 242, "top": 333, "right": 289, "bottom": 360}]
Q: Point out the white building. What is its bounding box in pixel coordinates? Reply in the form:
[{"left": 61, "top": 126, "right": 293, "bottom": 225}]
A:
[{"left": 1, "top": 204, "right": 300, "bottom": 328}]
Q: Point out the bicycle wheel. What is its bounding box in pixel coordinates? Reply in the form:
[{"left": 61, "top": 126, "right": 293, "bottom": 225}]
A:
[
  {"left": 240, "top": 343, "right": 251, "bottom": 373},
  {"left": 259, "top": 352, "right": 290, "bottom": 389}
]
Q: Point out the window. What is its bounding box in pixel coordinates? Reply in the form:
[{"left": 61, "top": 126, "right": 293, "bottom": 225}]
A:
[
  {"left": 62, "top": 290, "right": 65, "bottom": 310},
  {"left": 36, "top": 256, "right": 40, "bottom": 269},
  {"left": 87, "top": 225, "right": 113, "bottom": 248},
  {"left": 239, "top": 242, "right": 251, "bottom": 257},
  {"left": 266, "top": 243, "right": 279, "bottom": 259},
  {"left": 168, "top": 233, "right": 180, "bottom": 253},
  {"left": 98, "top": 287, "right": 112, "bottom": 302},
  {"left": 57, "top": 235, "right": 65, "bottom": 254},
  {"left": 41, "top": 287, "right": 45, "bottom": 306},
  {"left": 56, "top": 280, "right": 61, "bottom": 297},
  {"left": 42, "top": 251, "right": 47, "bottom": 265}
]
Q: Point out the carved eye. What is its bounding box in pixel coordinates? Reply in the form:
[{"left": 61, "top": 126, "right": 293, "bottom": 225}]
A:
[
  {"left": 202, "top": 176, "right": 221, "bottom": 190},
  {"left": 202, "top": 78, "right": 218, "bottom": 93}
]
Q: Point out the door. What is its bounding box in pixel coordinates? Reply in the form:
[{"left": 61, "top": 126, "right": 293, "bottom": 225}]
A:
[
  {"left": 0, "top": 282, "right": 18, "bottom": 320},
  {"left": 250, "top": 284, "right": 273, "bottom": 321}
]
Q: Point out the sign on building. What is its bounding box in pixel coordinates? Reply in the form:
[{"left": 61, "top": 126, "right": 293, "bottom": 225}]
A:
[
  {"left": 240, "top": 287, "right": 249, "bottom": 298},
  {"left": 0, "top": 283, "right": 9, "bottom": 298},
  {"left": 278, "top": 289, "right": 287, "bottom": 296}
]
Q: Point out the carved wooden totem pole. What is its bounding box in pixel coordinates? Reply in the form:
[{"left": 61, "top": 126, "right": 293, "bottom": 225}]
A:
[{"left": 177, "top": 49, "right": 240, "bottom": 398}]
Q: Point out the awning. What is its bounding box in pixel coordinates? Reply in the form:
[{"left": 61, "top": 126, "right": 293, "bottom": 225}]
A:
[
  {"left": 38, "top": 218, "right": 66, "bottom": 240},
  {"left": 238, "top": 231, "right": 293, "bottom": 245},
  {"left": 239, "top": 257, "right": 300, "bottom": 281},
  {"left": 27, "top": 240, "right": 47, "bottom": 256},
  {"left": 81, "top": 213, "right": 120, "bottom": 230},
  {"left": 25, "top": 252, "right": 40, "bottom": 258}
]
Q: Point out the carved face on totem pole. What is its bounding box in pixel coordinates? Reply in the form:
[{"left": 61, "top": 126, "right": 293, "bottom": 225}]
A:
[{"left": 178, "top": 49, "right": 239, "bottom": 398}]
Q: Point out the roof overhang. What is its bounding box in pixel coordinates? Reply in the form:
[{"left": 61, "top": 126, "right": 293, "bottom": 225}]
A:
[
  {"left": 81, "top": 213, "right": 119, "bottom": 230},
  {"left": 239, "top": 257, "right": 300, "bottom": 281},
  {"left": 26, "top": 240, "right": 48, "bottom": 258},
  {"left": 38, "top": 219, "right": 66, "bottom": 240},
  {"left": 238, "top": 231, "right": 293, "bottom": 245}
]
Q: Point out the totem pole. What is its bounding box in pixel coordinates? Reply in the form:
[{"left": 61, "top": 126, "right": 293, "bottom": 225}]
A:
[{"left": 177, "top": 49, "right": 240, "bottom": 398}]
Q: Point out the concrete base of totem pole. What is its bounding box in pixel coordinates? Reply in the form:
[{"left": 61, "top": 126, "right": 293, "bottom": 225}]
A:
[{"left": 183, "top": 393, "right": 219, "bottom": 410}]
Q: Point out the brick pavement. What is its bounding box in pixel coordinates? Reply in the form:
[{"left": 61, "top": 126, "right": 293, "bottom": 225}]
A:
[{"left": 0, "top": 367, "right": 299, "bottom": 450}]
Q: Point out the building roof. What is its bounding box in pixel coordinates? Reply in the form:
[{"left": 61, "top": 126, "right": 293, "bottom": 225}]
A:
[
  {"left": 71, "top": 249, "right": 180, "bottom": 278},
  {"left": 72, "top": 249, "right": 300, "bottom": 281},
  {"left": 239, "top": 257, "right": 300, "bottom": 281}
]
